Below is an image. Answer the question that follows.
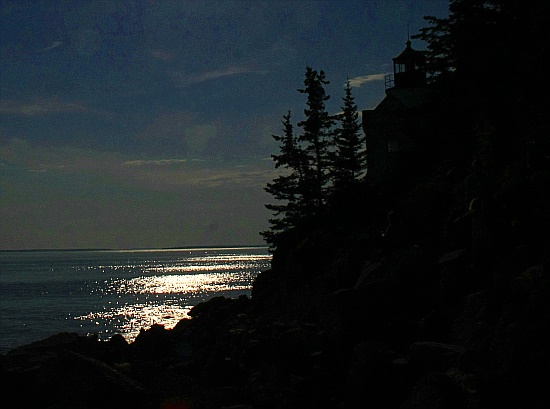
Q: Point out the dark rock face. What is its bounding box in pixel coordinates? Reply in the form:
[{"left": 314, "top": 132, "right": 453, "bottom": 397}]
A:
[
  {"left": 401, "top": 372, "right": 468, "bottom": 409},
  {"left": 409, "top": 342, "right": 465, "bottom": 375},
  {"left": 1, "top": 339, "right": 147, "bottom": 408}
]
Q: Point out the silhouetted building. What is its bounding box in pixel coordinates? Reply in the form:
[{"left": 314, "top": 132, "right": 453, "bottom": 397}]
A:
[{"left": 362, "top": 40, "right": 431, "bottom": 185}]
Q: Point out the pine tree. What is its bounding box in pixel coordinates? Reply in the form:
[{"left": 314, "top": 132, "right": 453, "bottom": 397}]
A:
[
  {"left": 413, "top": 0, "right": 548, "bottom": 153},
  {"left": 261, "top": 111, "right": 308, "bottom": 248},
  {"left": 263, "top": 67, "right": 339, "bottom": 249},
  {"left": 297, "top": 66, "right": 335, "bottom": 213},
  {"left": 331, "top": 80, "right": 366, "bottom": 193}
]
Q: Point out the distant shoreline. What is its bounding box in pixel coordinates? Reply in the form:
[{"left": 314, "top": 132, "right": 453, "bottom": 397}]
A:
[{"left": 0, "top": 245, "right": 268, "bottom": 253}]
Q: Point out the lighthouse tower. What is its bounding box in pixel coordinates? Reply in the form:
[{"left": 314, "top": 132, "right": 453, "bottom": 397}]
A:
[
  {"left": 386, "top": 39, "right": 427, "bottom": 92},
  {"left": 362, "top": 39, "right": 431, "bottom": 185}
]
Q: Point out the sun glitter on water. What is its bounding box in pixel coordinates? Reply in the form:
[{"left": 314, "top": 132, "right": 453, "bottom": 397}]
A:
[
  {"left": 75, "top": 302, "right": 194, "bottom": 342},
  {"left": 72, "top": 252, "right": 271, "bottom": 343}
]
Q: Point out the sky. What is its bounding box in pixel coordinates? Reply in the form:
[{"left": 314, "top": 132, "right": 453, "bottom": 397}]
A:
[{"left": 0, "top": 0, "right": 449, "bottom": 250}]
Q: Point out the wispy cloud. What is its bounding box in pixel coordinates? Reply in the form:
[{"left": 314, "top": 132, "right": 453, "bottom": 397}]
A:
[
  {"left": 123, "top": 159, "right": 188, "bottom": 167},
  {"left": 0, "top": 138, "right": 120, "bottom": 174},
  {"left": 171, "top": 65, "right": 263, "bottom": 88},
  {"left": 150, "top": 48, "right": 177, "bottom": 62},
  {"left": 0, "top": 98, "right": 101, "bottom": 117},
  {"left": 40, "top": 41, "right": 63, "bottom": 52},
  {"left": 348, "top": 73, "right": 388, "bottom": 88},
  {"left": 332, "top": 110, "right": 363, "bottom": 121},
  {"left": 182, "top": 167, "right": 277, "bottom": 188},
  {"left": 122, "top": 156, "right": 279, "bottom": 189}
]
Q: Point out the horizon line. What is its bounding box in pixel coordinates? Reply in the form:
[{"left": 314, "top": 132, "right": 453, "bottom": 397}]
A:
[{"left": 0, "top": 244, "right": 268, "bottom": 253}]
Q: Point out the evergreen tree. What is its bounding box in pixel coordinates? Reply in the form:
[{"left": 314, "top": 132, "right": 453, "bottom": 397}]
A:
[
  {"left": 297, "top": 66, "right": 335, "bottom": 213},
  {"left": 331, "top": 80, "right": 366, "bottom": 193},
  {"left": 415, "top": 0, "right": 547, "bottom": 111},
  {"left": 261, "top": 111, "right": 308, "bottom": 248},
  {"left": 412, "top": 14, "right": 453, "bottom": 81},
  {"left": 414, "top": 0, "right": 548, "bottom": 150},
  {"left": 263, "top": 67, "right": 371, "bottom": 248},
  {"left": 413, "top": 0, "right": 550, "bottom": 249}
]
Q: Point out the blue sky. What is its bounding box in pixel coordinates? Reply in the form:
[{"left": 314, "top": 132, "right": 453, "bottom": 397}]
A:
[{"left": 0, "top": 0, "right": 449, "bottom": 250}]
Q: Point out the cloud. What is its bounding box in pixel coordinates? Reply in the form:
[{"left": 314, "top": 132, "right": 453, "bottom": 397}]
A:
[
  {"left": 0, "top": 137, "right": 121, "bottom": 175},
  {"left": 134, "top": 112, "right": 217, "bottom": 157},
  {"left": 332, "top": 110, "right": 363, "bottom": 122},
  {"left": 123, "top": 159, "right": 188, "bottom": 167},
  {"left": 171, "top": 65, "right": 262, "bottom": 88},
  {"left": 150, "top": 49, "right": 177, "bottom": 62},
  {"left": 348, "top": 73, "right": 388, "bottom": 88},
  {"left": 40, "top": 41, "right": 63, "bottom": 52},
  {"left": 122, "top": 156, "right": 279, "bottom": 189},
  {"left": 0, "top": 115, "right": 270, "bottom": 193},
  {"left": 0, "top": 98, "right": 92, "bottom": 117},
  {"left": 185, "top": 167, "right": 277, "bottom": 188}
]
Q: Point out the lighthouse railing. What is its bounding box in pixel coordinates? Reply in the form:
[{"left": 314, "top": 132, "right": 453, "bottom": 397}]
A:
[{"left": 385, "top": 74, "right": 394, "bottom": 90}]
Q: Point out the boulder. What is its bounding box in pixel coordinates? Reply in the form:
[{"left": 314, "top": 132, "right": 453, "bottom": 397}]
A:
[
  {"left": 1, "top": 348, "right": 149, "bottom": 408},
  {"left": 131, "top": 324, "right": 174, "bottom": 360},
  {"left": 438, "top": 249, "right": 473, "bottom": 300},
  {"left": 401, "top": 372, "right": 468, "bottom": 409},
  {"left": 201, "top": 350, "right": 245, "bottom": 387},
  {"left": 354, "top": 245, "right": 427, "bottom": 293},
  {"left": 409, "top": 342, "right": 465, "bottom": 375},
  {"left": 319, "top": 288, "right": 355, "bottom": 340},
  {"left": 342, "top": 341, "right": 393, "bottom": 408}
]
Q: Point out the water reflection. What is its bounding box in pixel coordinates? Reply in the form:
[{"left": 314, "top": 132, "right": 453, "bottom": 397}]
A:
[
  {"left": 71, "top": 251, "right": 270, "bottom": 343},
  {"left": 97, "top": 271, "right": 255, "bottom": 295},
  {"left": 75, "top": 302, "right": 193, "bottom": 342}
]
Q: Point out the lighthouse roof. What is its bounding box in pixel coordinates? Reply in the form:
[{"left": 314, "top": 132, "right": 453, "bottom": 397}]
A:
[{"left": 393, "top": 40, "right": 425, "bottom": 63}]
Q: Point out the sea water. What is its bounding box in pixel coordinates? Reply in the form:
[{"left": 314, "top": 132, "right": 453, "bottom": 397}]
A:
[{"left": 0, "top": 247, "right": 271, "bottom": 354}]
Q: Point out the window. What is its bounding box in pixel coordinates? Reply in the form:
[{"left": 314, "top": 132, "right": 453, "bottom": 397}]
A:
[{"left": 395, "top": 63, "right": 405, "bottom": 73}]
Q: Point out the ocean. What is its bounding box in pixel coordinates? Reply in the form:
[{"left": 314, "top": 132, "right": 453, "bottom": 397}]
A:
[{"left": 0, "top": 246, "right": 271, "bottom": 354}]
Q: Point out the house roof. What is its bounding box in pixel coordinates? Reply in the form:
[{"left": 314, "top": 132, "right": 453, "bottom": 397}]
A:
[
  {"left": 386, "top": 87, "right": 432, "bottom": 108},
  {"left": 372, "top": 87, "right": 432, "bottom": 113}
]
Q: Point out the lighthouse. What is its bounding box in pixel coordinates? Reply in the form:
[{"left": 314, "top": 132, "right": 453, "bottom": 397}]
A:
[
  {"left": 386, "top": 39, "right": 427, "bottom": 91},
  {"left": 362, "top": 40, "right": 431, "bottom": 185}
]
